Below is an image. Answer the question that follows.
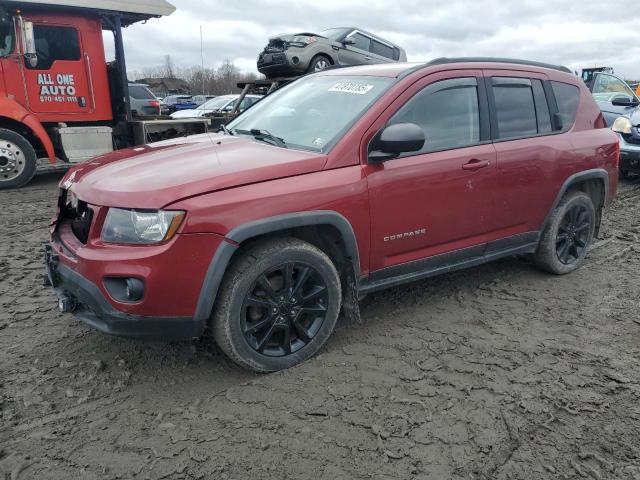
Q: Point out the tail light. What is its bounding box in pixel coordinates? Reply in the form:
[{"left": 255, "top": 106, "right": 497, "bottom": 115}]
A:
[
  {"left": 150, "top": 100, "right": 161, "bottom": 115},
  {"left": 615, "top": 138, "right": 620, "bottom": 169}
]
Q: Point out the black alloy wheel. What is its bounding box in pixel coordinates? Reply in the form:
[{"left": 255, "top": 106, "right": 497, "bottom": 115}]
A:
[
  {"left": 211, "top": 237, "right": 342, "bottom": 372},
  {"left": 555, "top": 204, "right": 592, "bottom": 265},
  {"left": 241, "top": 262, "right": 329, "bottom": 357},
  {"left": 534, "top": 190, "right": 596, "bottom": 275}
]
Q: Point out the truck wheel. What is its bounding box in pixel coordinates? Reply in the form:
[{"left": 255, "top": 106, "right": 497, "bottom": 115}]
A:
[
  {"left": 534, "top": 191, "right": 596, "bottom": 275},
  {"left": 211, "top": 237, "right": 342, "bottom": 372},
  {"left": 307, "top": 55, "right": 332, "bottom": 73},
  {"left": 0, "top": 128, "right": 37, "bottom": 189}
]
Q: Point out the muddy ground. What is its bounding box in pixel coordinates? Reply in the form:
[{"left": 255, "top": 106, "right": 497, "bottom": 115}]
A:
[{"left": 1, "top": 174, "right": 640, "bottom": 480}]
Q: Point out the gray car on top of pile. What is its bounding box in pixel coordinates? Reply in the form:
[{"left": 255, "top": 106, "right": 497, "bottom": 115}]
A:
[{"left": 257, "top": 27, "right": 407, "bottom": 78}]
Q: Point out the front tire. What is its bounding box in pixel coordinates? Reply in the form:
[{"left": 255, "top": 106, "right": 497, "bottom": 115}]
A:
[
  {"left": 307, "top": 55, "right": 332, "bottom": 73},
  {"left": 0, "top": 128, "right": 37, "bottom": 190},
  {"left": 534, "top": 191, "right": 596, "bottom": 275},
  {"left": 211, "top": 237, "right": 342, "bottom": 372}
]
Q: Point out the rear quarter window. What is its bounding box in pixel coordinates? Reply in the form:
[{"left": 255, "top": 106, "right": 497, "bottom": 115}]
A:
[
  {"left": 129, "top": 85, "right": 155, "bottom": 100},
  {"left": 551, "top": 81, "right": 580, "bottom": 131}
]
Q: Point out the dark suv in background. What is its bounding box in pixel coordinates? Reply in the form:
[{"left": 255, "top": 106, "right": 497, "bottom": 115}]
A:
[
  {"left": 258, "top": 27, "right": 407, "bottom": 78},
  {"left": 588, "top": 71, "right": 640, "bottom": 177},
  {"left": 128, "top": 83, "right": 161, "bottom": 117}
]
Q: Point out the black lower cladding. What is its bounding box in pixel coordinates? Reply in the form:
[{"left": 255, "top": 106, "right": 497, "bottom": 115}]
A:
[
  {"left": 46, "top": 248, "right": 204, "bottom": 338},
  {"left": 360, "top": 231, "right": 540, "bottom": 294}
]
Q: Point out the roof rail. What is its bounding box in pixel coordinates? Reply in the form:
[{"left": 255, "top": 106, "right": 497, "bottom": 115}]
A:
[{"left": 424, "top": 57, "right": 573, "bottom": 74}]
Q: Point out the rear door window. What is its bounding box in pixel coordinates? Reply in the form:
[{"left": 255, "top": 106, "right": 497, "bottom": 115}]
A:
[
  {"left": 551, "top": 81, "right": 580, "bottom": 131},
  {"left": 491, "top": 78, "right": 538, "bottom": 139},
  {"left": 370, "top": 40, "right": 395, "bottom": 59},
  {"left": 26, "top": 25, "right": 80, "bottom": 70},
  {"left": 389, "top": 77, "right": 481, "bottom": 154}
]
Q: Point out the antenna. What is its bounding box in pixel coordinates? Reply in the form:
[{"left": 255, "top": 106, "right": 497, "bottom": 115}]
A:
[{"left": 200, "top": 25, "right": 205, "bottom": 95}]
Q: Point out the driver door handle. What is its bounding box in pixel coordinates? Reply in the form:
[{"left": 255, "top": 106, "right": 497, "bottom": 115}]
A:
[{"left": 462, "top": 159, "right": 491, "bottom": 171}]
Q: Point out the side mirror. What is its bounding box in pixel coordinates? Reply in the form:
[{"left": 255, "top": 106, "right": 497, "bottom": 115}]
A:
[
  {"left": 20, "top": 19, "right": 37, "bottom": 68},
  {"left": 612, "top": 95, "right": 639, "bottom": 107},
  {"left": 342, "top": 37, "right": 356, "bottom": 46},
  {"left": 369, "top": 123, "right": 425, "bottom": 162}
]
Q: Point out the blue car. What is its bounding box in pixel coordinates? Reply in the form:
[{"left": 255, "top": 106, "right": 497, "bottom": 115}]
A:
[
  {"left": 163, "top": 95, "right": 198, "bottom": 113},
  {"left": 587, "top": 71, "right": 640, "bottom": 177}
]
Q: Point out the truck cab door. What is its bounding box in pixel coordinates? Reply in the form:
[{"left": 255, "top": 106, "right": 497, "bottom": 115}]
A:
[{"left": 21, "top": 21, "right": 93, "bottom": 115}]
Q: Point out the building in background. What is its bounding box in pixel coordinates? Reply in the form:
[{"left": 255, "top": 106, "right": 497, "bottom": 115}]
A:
[{"left": 136, "top": 77, "right": 191, "bottom": 97}]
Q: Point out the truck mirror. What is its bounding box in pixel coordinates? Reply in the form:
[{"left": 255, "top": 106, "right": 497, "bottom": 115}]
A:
[{"left": 21, "top": 20, "right": 37, "bottom": 68}]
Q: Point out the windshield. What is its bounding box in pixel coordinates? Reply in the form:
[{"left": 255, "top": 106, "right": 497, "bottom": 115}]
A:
[
  {"left": 227, "top": 75, "right": 393, "bottom": 152},
  {"left": 319, "top": 27, "right": 351, "bottom": 41},
  {"left": 0, "top": 9, "right": 13, "bottom": 57},
  {"left": 591, "top": 73, "right": 638, "bottom": 102},
  {"left": 200, "top": 96, "right": 234, "bottom": 110}
]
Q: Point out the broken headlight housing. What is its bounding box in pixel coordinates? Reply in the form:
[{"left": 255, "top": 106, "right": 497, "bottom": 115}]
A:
[
  {"left": 288, "top": 35, "right": 317, "bottom": 48},
  {"left": 612, "top": 116, "right": 633, "bottom": 135},
  {"left": 101, "top": 208, "right": 185, "bottom": 244}
]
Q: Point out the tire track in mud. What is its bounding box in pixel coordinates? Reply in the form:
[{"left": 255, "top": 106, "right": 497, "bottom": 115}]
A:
[{"left": 2, "top": 175, "right": 640, "bottom": 479}]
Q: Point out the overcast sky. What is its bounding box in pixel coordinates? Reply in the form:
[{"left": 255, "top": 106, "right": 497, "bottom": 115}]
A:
[{"left": 110, "top": 0, "right": 640, "bottom": 78}]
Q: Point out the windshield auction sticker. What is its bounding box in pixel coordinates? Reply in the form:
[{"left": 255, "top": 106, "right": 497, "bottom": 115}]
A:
[{"left": 328, "top": 82, "right": 374, "bottom": 95}]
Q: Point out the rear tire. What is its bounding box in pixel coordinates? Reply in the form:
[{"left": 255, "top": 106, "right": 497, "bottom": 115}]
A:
[
  {"left": 0, "top": 128, "right": 37, "bottom": 190},
  {"left": 534, "top": 191, "right": 596, "bottom": 275},
  {"left": 211, "top": 237, "right": 342, "bottom": 372}
]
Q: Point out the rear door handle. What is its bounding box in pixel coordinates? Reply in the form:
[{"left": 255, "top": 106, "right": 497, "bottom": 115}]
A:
[{"left": 462, "top": 159, "right": 491, "bottom": 171}]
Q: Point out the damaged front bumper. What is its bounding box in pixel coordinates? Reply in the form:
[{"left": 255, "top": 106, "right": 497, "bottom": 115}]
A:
[
  {"left": 44, "top": 243, "right": 204, "bottom": 338},
  {"left": 618, "top": 130, "right": 640, "bottom": 174},
  {"left": 257, "top": 47, "right": 310, "bottom": 77}
]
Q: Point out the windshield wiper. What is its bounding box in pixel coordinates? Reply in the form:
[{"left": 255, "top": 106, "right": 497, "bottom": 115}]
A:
[
  {"left": 234, "top": 128, "right": 287, "bottom": 148},
  {"left": 218, "top": 123, "right": 233, "bottom": 135}
]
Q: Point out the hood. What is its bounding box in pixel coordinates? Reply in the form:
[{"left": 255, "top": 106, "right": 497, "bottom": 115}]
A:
[
  {"left": 63, "top": 133, "right": 327, "bottom": 209},
  {"left": 269, "top": 32, "right": 324, "bottom": 42},
  {"left": 171, "top": 109, "right": 213, "bottom": 118}
]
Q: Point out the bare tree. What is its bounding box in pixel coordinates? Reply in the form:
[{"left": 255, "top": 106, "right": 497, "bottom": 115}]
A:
[
  {"left": 164, "top": 55, "right": 175, "bottom": 78},
  {"left": 130, "top": 58, "right": 260, "bottom": 95}
]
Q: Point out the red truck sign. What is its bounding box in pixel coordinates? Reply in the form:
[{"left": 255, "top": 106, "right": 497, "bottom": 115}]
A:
[{"left": 0, "top": 2, "right": 211, "bottom": 191}]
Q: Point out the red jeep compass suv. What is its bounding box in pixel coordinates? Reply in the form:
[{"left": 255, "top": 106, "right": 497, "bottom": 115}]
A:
[{"left": 45, "top": 58, "right": 619, "bottom": 372}]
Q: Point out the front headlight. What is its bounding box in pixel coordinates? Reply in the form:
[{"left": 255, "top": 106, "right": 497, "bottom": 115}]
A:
[
  {"left": 101, "top": 208, "right": 185, "bottom": 244},
  {"left": 288, "top": 35, "right": 317, "bottom": 47},
  {"left": 612, "top": 116, "right": 633, "bottom": 134}
]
